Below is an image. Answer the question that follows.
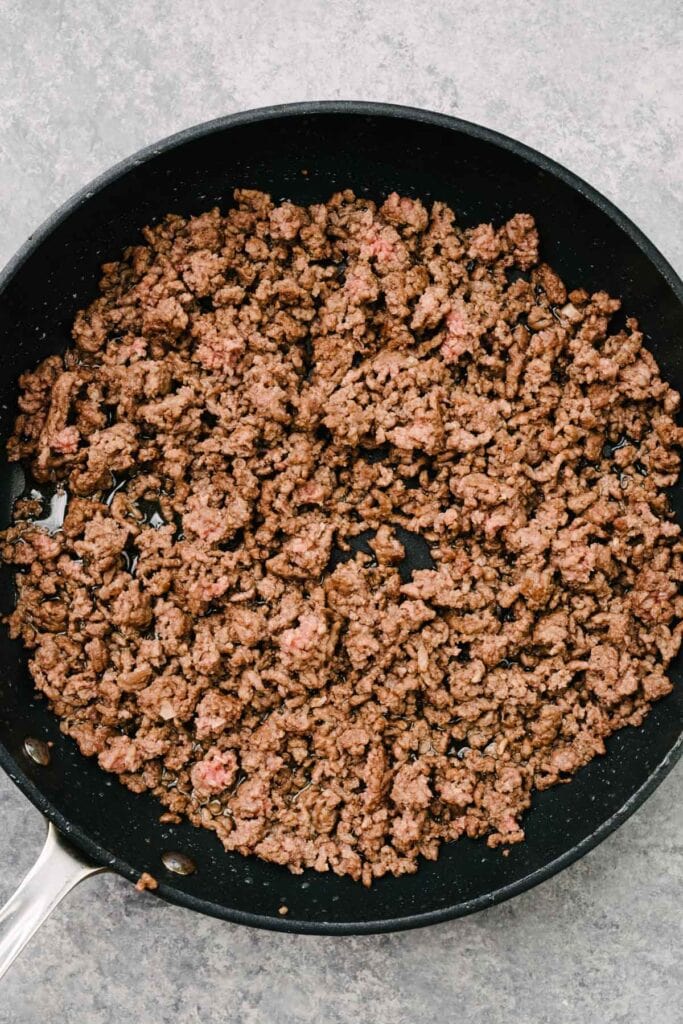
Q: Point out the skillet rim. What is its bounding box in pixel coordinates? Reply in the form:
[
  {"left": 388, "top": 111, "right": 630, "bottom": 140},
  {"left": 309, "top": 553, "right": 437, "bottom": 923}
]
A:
[{"left": 0, "top": 100, "right": 681, "bottom": 935}]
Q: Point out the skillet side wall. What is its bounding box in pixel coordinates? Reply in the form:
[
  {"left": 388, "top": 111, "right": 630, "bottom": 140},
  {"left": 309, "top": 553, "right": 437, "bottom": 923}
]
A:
[{"left": 0, "top": 107, "right": 680, "bottom": 933}]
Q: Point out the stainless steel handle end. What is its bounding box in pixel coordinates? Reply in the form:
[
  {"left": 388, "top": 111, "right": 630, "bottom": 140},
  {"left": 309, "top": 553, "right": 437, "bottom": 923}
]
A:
[{"left": 0, "top": 822, "right": 108, "bottom": 980}]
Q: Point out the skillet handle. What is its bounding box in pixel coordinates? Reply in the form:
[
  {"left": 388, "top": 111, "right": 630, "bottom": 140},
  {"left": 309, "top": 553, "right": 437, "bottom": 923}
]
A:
[{"left": 0, "top": 822, "right": 108, "bottom": 980}]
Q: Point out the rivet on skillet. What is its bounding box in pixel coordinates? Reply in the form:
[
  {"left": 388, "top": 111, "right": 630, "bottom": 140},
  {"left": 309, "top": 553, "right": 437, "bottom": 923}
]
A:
[
  {"left": 23, "top": 737, "right": 51, "bottom": 766},
  {"left": 161, "top": 850, "right": 196, "bottom": 876}
]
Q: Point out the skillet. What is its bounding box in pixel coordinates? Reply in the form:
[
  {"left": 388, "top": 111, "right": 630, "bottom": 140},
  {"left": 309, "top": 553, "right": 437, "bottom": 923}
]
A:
[{"left": 0, "top": 101, "right": 681, "bottom": 973}]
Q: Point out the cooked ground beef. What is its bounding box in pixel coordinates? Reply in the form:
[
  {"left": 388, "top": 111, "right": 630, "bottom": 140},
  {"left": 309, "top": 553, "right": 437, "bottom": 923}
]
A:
[
  {"left": 135, "top": 871, "right": 158, "bottom": 893},
  {"left": 2, "top": 189, "right": 681, "bottom": 886}
]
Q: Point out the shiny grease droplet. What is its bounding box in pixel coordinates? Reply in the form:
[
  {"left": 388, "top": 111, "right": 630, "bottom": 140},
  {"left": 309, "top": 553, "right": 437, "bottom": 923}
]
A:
[{"left": 161, "top": 850, "right": 196, "bottom": 876}]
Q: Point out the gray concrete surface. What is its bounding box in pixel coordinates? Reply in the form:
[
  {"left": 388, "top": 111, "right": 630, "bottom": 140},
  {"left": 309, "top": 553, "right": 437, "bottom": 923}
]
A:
[{"left": 0, "top": 1, "right": 681, "bottom": 1021}]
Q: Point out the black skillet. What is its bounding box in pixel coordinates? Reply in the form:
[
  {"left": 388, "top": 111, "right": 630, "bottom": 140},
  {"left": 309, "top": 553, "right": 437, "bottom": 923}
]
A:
[{"left": 0, "top": 103, "right": 681, "bottom": 967}]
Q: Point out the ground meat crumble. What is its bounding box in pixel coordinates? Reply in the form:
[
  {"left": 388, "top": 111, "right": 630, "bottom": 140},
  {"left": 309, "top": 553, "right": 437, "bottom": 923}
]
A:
[
  {"left": 135, "top": 871, "right": 158, "bottom": 893},
  {"left": 2, "top": 189, "right": 681, "bottom": 886}
]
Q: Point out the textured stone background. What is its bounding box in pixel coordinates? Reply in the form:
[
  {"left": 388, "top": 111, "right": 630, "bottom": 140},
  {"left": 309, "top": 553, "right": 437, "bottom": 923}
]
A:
[{"left": 0, "top": 1, "right": 681, "bottom": 1021}]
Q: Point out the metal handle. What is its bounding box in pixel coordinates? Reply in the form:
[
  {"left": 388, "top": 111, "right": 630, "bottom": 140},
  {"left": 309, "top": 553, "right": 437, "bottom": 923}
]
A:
[{"left": 0, "top": 822, "right": 108, "bottom": 980}]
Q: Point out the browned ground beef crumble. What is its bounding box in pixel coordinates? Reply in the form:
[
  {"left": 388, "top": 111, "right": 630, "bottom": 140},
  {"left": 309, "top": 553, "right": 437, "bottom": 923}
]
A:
[{"left": 2, "top": 189, "right": 682, "bottom": 885}]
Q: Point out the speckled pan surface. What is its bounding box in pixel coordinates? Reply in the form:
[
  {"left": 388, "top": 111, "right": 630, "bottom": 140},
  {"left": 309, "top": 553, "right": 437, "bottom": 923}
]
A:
[{"left": 0, "top": 102, "right": 681, "bottom": 934}]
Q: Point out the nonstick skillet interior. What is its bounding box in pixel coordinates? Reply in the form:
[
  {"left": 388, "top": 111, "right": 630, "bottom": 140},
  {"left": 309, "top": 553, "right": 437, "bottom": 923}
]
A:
[{"left": 0, "top": 103, "right": 681, "bottom": 934}]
